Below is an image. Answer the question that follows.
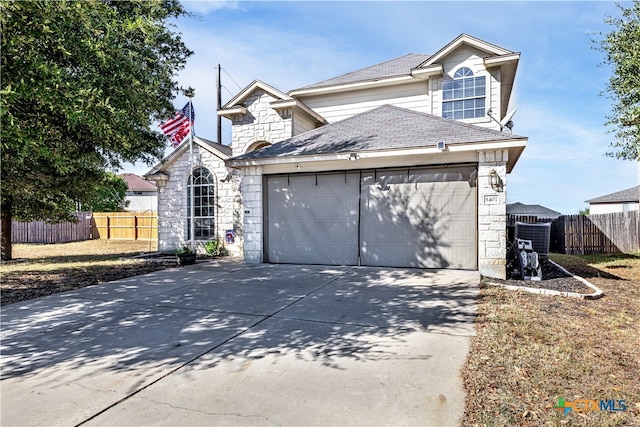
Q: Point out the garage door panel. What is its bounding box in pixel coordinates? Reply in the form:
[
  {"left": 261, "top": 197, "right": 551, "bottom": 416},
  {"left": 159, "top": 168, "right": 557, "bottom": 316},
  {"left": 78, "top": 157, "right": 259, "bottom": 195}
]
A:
[
  {"left": 360, "top": 167, "right": 476, "bottom": 269},
  {"left": 266, "top": 173, "right": 360, "bottom": 265},
  {"left": 265, "top": 166, "right": 477, "bottom": 270}
]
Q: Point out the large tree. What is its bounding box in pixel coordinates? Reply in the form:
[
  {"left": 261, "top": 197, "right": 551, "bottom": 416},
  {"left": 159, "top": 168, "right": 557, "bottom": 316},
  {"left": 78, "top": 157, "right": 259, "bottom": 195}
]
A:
[
  {"left": 1, "top": 0, "right": 192, "bottom": 260},
  {"left": 597, "top": 1, "right": 640, "bottom": 161}
]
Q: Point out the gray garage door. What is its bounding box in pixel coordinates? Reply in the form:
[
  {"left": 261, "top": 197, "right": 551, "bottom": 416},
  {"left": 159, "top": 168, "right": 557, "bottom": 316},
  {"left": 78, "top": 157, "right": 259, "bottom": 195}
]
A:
[
  {"left": 265, "top": 165, "right": 477, "bottom": 269},
  {"left": 265, "top": 172, "right": 361, "bottom": 265}
]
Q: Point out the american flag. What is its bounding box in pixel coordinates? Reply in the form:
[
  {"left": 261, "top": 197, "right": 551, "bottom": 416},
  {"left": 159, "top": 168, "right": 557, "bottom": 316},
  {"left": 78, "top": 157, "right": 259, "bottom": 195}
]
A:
[{"left": 159, "top": 103, "right": 195, "bottom": 147}]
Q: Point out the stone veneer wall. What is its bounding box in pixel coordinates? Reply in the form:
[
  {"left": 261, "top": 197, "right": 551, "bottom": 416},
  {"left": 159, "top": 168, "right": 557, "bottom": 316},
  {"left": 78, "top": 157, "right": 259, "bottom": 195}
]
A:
[
  {"left": 239, "top": 166, "right": 264, "bottom": 263},
  {"left": 477, "top": 150, "right": 509, "bottom": 279},
  {"left": 157, "top": 144, "right": 242, "bottom": 256},
  {"left": 230, "top": 90, "right": 293, "bottom": 156}
]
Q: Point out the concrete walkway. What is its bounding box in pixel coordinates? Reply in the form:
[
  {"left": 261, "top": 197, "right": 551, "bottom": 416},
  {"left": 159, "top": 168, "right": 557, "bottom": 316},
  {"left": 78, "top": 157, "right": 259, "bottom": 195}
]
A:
[{"left": 1, "top": 260, "right": 479, "bottom": 426}]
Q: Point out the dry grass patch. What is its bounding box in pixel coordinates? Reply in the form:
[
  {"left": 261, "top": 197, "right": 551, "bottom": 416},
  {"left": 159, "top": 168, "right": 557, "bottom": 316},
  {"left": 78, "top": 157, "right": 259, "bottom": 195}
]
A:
[
  {"left": 463, "top": 253, "right": 640, "bottom": 426},
  {"left": 1, "top": 240, "right": 176, "bottom": 306}
]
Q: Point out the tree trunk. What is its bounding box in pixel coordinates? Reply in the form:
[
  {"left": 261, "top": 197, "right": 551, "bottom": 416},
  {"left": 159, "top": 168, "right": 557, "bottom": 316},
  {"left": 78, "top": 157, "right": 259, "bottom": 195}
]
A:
[{"left": 1, "top": 198, "right": 13, "bottom": 261}]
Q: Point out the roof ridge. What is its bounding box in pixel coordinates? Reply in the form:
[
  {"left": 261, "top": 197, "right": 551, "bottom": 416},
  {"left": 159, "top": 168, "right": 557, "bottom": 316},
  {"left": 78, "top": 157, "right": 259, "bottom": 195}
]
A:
[{"left": 292, "top": 53, "right": 431, "bottom": 92}]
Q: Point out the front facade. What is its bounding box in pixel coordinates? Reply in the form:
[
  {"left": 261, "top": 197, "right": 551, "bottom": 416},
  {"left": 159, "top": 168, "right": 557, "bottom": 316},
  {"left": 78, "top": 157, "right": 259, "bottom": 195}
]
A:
[
  {"left": 149, "top": 34, "right": 527, "bottom": 279},
  {"left": 146, "top": 137, "right": 244, "bottom": 255}
]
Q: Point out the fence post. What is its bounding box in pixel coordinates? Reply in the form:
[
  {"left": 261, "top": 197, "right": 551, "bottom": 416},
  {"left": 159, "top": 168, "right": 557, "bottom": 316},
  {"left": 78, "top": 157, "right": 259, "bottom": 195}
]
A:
[{"left": 134, "top": 215, "right": 139, "bottom": 241}]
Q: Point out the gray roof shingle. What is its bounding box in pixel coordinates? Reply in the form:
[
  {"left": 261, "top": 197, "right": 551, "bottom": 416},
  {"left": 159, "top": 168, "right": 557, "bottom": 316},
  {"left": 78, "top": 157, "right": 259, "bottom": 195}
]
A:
[
  {"left": 507, "top": 202, "right": 562, "bottom": 219},
  {"left": 586, "top": 185, "right": 640, "bottom": 204},
  {"left": 120, "top": 173, "right": 157, "bottom": 192},
  {"left": 230, "top": 104, "right": 523, "bottom": 161},
  {"left": 293, "top": 54, "right": 431, "bottom": 91}
]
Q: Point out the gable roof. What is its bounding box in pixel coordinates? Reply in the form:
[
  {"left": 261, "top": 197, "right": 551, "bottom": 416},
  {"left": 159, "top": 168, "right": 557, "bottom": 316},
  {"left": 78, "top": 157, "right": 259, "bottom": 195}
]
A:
[
  {"left": 120, "top": 173, "right": 156, "bottom": 192},
  {"left": 290, "top": 34, "right": 518, "bottom": 96},
  {"left": 586, "top": 185, "right": 640, "bottom": 204},
  {"left": 293, "top": 54, "right": 431, "bottom": 92},
  {"left": 419, "top": 33, "right": 512, "bottom": 68},
  {"left": 218, "top": 79, "right": 324, "bottom": 124},
  {"left": 506, "top": 202, "right": 562, "bottom": 219},
  {"left": 145, "top": 136, "right": 231, "bottom": 177},
  {"left": 227, "top": 104, "right": 526, "bottom": 170},
  {"left": 221, "top": 80, "right": 291, "bottom": 110},
  {"left": 288, "top": 34, "right": 519, "bottom": 119}
]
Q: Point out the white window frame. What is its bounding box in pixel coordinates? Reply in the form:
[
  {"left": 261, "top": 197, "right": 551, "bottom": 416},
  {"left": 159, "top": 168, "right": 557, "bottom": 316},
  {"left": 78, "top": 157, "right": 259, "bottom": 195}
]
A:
[
  {"left": 442, "top": 67, "right": 486, "bottom": 120},
  {"left": 187, "top": 167, "right": 215, "bottom": 240}
]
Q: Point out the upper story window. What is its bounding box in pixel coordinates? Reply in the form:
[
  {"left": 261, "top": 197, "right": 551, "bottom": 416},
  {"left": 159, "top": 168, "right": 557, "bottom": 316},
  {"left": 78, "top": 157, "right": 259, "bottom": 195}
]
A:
[{"left": 442, "top": 67, "right": 486, "bottom": 120}]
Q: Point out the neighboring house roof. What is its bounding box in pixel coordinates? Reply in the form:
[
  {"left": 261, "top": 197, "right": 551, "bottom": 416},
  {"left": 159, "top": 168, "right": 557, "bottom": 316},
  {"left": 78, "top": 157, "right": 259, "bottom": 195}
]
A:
[
  {"left": 506, "top": 202, "right": 562, "bottom": 219},
  {"left": 227, "top": 104, "right": 527, "bottom": 171},
  {"left": 145, "top": 135, "right": 231, "bottom": 177},
  {"left": 120, "top": 173, "right": 156, "bottom": 192},
  {"left": 585, "top": 185, "right": 640, "bottom": 204},
  {"left": 293, "top": 54, "right": 431, "bottom": 91}
]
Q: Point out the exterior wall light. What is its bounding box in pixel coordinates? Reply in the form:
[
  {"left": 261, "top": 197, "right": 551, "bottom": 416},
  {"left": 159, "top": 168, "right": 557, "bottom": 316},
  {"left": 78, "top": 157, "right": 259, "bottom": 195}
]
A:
[
  {"left": 489, "top": 169, "right": 504, "bottom": 192},
  {"left": 348, "top": 153, "right": 359, "bottom": 161}
]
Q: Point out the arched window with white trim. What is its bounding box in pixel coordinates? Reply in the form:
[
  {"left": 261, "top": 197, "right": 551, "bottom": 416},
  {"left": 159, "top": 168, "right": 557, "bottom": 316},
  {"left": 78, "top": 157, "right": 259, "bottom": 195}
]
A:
[
  {"left": 187, "top": 167, "right": 215, "bottom": 240},
  {"left": 442, "top": 67, "right": 486, "bottom": 120}
]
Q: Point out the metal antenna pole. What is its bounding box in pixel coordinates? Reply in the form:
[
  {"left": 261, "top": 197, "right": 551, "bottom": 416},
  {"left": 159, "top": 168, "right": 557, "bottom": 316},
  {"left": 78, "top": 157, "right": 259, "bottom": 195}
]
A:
[{"left": 217, "top": 64, "right": 222, "bottom": 145}]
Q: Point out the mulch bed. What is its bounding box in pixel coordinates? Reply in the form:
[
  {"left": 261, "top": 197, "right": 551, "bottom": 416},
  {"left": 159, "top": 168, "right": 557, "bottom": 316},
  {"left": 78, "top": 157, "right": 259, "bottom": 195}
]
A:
[{"left": 484, "top": 257, "right": 593, "bottom": 294}]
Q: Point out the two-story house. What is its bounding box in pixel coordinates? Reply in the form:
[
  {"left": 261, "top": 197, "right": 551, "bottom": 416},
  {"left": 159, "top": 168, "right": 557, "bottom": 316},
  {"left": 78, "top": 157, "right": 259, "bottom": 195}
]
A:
[{"left": 146, "top": 34, "right": 527, "bottom": 279}]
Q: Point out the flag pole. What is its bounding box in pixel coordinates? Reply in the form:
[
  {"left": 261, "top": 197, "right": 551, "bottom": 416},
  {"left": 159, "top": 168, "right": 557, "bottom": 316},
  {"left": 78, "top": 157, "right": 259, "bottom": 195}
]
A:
[{"left": 184, "top": 87, "right": 195, "bottom": 252}]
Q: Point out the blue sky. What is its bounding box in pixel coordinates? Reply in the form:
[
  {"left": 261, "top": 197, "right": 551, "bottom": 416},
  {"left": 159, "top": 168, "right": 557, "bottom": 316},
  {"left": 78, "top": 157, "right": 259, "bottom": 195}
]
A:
[{"left": 124, "top": 1, "right": 639, "bottom": 215}]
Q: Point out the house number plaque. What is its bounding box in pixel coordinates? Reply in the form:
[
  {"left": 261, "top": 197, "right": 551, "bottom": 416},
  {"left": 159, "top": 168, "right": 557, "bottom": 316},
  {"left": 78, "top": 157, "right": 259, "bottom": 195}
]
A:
[{"left": 483, "top": 194, "right": 499, "bottom": 205}]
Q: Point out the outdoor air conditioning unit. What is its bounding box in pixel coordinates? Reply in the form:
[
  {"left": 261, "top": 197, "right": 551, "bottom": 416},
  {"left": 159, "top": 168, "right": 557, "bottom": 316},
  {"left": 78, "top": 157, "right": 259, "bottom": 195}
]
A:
[{"left": 515, "top": 222, "right": 551, "bottom": 257}]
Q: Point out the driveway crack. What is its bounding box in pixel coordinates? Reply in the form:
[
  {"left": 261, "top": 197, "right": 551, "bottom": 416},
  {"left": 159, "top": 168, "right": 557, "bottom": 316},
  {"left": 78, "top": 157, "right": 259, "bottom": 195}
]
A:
[{"left": 129, "top": 395, "right": 281, "bottom": 425}]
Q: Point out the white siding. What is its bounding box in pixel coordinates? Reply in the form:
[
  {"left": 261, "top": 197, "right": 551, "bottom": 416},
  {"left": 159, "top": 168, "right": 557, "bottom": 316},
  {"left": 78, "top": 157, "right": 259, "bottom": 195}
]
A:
[
  {"left": 590, "top": 202, "right": 640, "bottom": 214},
  {"left": 125, "top": 193, "right": 157, "bottom": 212},
  {"left": 296, "top": 46, "right": 503, "bottom": 131},
  {"left": 292, "top": 111, "right": 318, "bottom": 136},
  {"left": 299, "top": 80, "right": 430, "bottom": 124}
]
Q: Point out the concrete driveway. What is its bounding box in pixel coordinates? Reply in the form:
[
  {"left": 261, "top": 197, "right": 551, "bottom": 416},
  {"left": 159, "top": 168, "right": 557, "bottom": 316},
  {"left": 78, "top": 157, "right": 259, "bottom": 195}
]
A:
[{"left": 1, "top": 260, "right": 479, "bottom": 426}]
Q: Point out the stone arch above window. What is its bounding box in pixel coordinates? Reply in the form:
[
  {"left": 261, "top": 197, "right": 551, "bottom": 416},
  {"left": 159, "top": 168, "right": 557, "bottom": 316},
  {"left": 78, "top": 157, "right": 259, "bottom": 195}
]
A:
[{"left": 246, "top": 140, "right": 272, "bottom": 153}]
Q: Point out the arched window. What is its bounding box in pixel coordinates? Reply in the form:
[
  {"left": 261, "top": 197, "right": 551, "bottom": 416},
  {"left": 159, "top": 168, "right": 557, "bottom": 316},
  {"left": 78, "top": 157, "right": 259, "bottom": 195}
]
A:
[
  {"left": 246, "top": 140, "right": 271, "bottom": 153},
  {"left": 442, "top": 67, "right": 486, "bottom": 120},
  {"left": 187, "top": 167, "right": 215, "bottom": 240}
]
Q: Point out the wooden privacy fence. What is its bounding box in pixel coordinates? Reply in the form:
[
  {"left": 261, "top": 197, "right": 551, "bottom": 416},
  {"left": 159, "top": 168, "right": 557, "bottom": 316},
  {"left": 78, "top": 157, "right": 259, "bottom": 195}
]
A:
[
  {"left": 10, "top": 212, "right": 94, "bottom": 244},
  {"left": 508, "top": 211, "right": 639, "bottom": 255},
  {"left": 92, "top": 211, "right": 158, "bottom": 241},
  {"left": 559, "top": 212, "right": 639, "bottom": 255}
]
